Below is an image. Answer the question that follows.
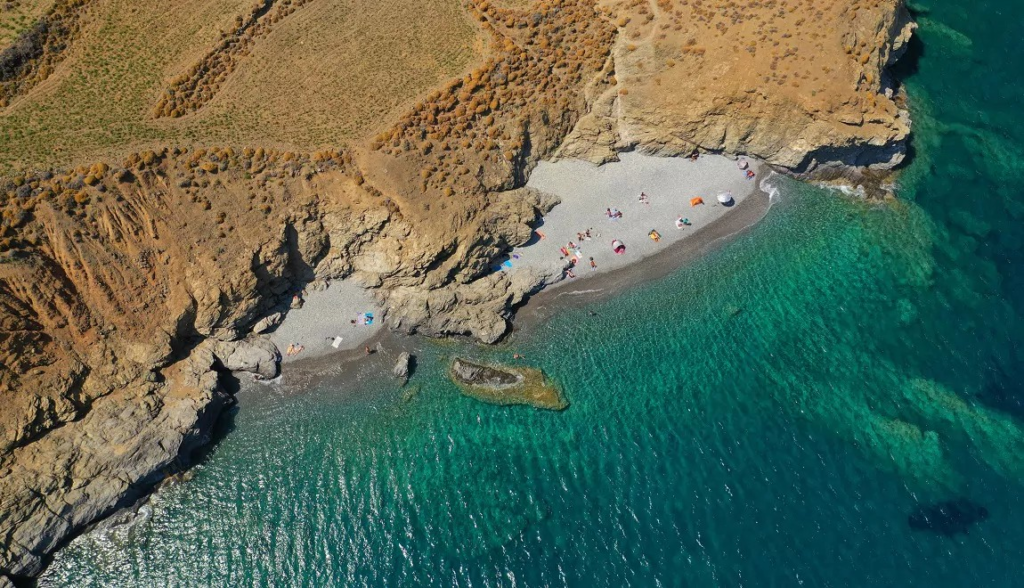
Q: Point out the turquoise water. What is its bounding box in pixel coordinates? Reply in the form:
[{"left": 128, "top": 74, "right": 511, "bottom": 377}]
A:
[{"left": 41, "top": 2, "right": 1024, "bottom": 585}]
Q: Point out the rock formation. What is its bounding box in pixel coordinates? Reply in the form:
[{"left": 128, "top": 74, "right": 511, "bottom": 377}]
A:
[
  {"left": 393, "top": 352, "right": 412, "bottom": 383},
  {"left": 562, "top": 0, "right": 916, "bottom": 176},
  {"left": 0, "top": 0, "right": 916, "bottom": 579},
  {"left": 449, "top": 358, "right": 568, "bottom": 410}
]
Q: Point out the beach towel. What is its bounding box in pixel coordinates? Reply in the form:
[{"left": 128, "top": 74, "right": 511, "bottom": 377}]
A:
[
  {"left": 502, "top": 260, "right": 513, "bottom": 270},
  {"left": 357, "top": 312, "right": 375, "bottom": 326},
  {"left": 331, "top": 336, "right": 344, "bottom": 349}
]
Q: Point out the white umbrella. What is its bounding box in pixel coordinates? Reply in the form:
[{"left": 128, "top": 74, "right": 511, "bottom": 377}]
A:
[{"left": 717, "top": 192, "right": 734, "bottom": 205}]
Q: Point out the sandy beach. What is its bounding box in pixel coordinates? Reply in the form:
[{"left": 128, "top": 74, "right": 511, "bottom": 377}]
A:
[
  {"left": 502, "top": 152, "right": 761, "bottom": 287},
  {"left": 271, "top": 152, "right": 767, "bottom": 368},
  {"left": 268, "top": 280, "right": 384, "bottom": 364}
]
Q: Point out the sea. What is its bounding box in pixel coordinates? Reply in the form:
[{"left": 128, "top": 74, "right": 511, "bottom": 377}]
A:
[{"left": 40, "top": 1, "right": 1024, "bottom": 585}]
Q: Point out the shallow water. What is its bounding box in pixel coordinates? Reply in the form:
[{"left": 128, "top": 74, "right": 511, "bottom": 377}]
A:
[{"left": 41, "top": 0, "right": 1024, "bottom": 585}]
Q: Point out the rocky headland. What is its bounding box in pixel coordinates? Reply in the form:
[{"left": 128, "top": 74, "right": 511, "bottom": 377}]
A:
[{"left": 0, "top": 0, "right": 915, "bottom": 581}]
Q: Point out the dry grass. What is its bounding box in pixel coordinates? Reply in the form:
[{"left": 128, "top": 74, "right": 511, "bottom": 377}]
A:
[
  {"left": 604, "top": 0, "right": 903, "bottom": 124},
  {"left": 0, "top": 0, "right": 52, "bottom": 46},
  {"left": 0, "top": 0, "right": 481, "bottom": 174}
]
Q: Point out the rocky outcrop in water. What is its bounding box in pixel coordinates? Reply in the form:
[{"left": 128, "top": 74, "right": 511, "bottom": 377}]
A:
[
  {"left": 450, "top": 358, "right": 567, "bottom": 410},
  {"left": 0, "top": 0, "right": 916, "bottom": 579},
  {"left": 393, "top": 352, "right": 412, "bottom": 383}
]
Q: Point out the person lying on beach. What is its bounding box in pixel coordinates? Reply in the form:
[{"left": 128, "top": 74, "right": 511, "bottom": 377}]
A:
[
  {"left": 638, "top": 192, "right": 649, "bottom": 205},
  {"left": 585, "top": 228, "right": 592, "bottom": 239},
  {"left": 566, "top": 268, "right": 576, "bottom": 279},
  {"left": 649, "top": 230, "right": 661, "bottom": 242}
]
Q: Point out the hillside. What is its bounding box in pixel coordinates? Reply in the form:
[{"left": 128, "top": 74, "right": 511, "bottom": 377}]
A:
[{"left": 0, "top": 0, "right": 914, "bottom": 580}]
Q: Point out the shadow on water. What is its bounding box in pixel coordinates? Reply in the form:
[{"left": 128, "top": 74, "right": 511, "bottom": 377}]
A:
[
  {"left": 974, "top": 365, "right": 1024, "bottom": 421},
  {"left": 891, "top": 33, "right": 925, "bottom": 81},
  {"left": 908, "top": 498, "right": 990, "bottom": 536}
]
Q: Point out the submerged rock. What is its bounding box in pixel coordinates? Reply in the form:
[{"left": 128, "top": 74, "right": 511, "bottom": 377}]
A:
[
  {"left": 449, "top": 358, "right": 567, "bottom": 411},
  {"left": 908, "top": 499, "right": 989, "bottom": 536}
]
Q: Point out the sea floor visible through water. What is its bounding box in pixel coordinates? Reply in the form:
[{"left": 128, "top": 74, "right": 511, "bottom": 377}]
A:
[{"left": 39, "top": 0, "right": 1024, "bottom": 584}]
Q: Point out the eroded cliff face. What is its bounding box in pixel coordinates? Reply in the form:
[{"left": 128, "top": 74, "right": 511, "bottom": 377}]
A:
[
  {"left": 0, "top": 151, "right": 553, "bottom": 577},
  {"left": 561, "top": 0, "right": 916, "bottom": 174},
  {"left": 0, "top": 0, "right": 914, "bottom": 580}
]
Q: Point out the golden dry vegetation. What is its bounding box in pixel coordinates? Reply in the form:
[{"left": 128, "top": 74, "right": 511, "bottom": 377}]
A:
[
  {"left": 598, "top": 0, "right": 910, "bottom": 162},
  {"left": 0, "top": 0, "right": 52, "bottom": 46},
  {"left": 367, "top": 0, "right": 616, "bottom": 209},
  {"left": 0, "top": 0, "right": 94, "bottom": 107},
  {"left": 0, "top": 0, "right": 482, "bottom": 173}
]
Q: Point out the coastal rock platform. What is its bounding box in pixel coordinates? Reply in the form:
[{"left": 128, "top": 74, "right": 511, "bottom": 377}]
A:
[{"left": 449, "top": 358, "right": 568, "bottom": 411}]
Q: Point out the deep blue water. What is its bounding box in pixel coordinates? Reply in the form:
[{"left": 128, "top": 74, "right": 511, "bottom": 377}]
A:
[{"left": 41, "top": 1, "right": 1024, "bottom": 585}]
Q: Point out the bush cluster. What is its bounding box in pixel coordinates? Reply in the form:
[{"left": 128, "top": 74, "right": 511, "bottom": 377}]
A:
[
  {"left": 0, "top": 0, "right": 93, "bottom": 107},
  {"left": 152, "top": 0, "right": 315, "bottom": 118}
]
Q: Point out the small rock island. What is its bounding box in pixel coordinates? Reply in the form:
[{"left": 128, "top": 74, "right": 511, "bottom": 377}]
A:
[{"left": 449, "top": 358, "right": 568, "bottom": 411}]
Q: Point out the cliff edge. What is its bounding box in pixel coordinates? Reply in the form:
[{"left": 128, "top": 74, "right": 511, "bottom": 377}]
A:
[{"left": 0, "top": 0, "right": 914, "bottom": 580}]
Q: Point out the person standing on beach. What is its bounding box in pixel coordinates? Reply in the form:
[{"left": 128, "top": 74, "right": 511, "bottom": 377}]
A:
[{"left": 590, "top": 257, "right": 597, "bottom": 271}]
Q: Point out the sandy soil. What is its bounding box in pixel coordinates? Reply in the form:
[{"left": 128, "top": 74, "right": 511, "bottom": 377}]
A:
[{"left": 506, "top": 151, "right": 760, "bottom": 286}]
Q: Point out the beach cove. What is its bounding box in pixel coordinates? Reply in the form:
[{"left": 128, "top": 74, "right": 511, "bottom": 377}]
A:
[
  {"left": 268, "top": 152, "right": 768, "bottom": 370},
  {"left": 33, "top": 0, "right": 1024, "bottom": 582}
]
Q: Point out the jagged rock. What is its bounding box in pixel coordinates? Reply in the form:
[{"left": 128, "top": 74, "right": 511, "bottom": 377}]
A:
[
  {"left": 251, "top": 311, "right": 284, "bottom": 334},
  {"left": 451, "top": 358, "right": 521, "bottom": 387},
  {"left": 212, "top": 337, "right": 280, "bottom": 379},
  {"left": 0, "top": 574, "right": 14, "bottom": 588},
  {"left": 392, "top": 352, "right": 411, "bottom": 382},
  {"left": 449, "top": 358, "right": 567, "bottom": 410},
  {"left": 0, "top": 0, "right": 916, "bottom": 578}
]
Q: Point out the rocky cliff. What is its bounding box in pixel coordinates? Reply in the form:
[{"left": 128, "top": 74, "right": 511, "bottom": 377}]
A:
[
  {"left": 561, "top": 0, "right": 916, "bottom": 176},
  {"left": 0, "top": 0, "right": 914, "bottom": 580}
]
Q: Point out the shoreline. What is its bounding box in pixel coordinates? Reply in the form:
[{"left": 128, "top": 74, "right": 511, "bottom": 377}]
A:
[
  {"left": 254, "top": 154, "right": 775, "bottom": 389},
  {"left": 511, "top": 177, "right": 773, "bottom": 334}
]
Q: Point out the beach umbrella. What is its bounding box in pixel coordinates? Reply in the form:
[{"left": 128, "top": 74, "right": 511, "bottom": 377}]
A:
[
  {"left": 717, "top": 192, "right": 734, "bottom": 205},
  {"left": 690, "top": 197, "right": 704, "bottom": 206}
]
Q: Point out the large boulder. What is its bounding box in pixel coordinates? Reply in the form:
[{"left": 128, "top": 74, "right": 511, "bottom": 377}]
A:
[
  {"left": 393, "top": 352, "right": 412, "bottom": 382},
  {"left": 212, "top": 337, "right": 280, "bottom": 378}
]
